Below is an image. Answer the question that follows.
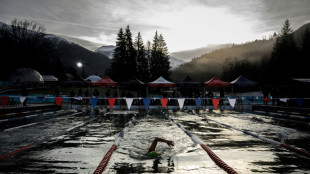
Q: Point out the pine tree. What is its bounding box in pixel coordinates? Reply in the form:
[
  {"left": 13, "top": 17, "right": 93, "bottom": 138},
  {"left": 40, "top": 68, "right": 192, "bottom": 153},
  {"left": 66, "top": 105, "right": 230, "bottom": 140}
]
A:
[
  {"left": 124, "top": 25, "right": 137, "bottom": 80},
  {"left": 146, "top": 40, "right": 152, "bottom": 72},
  {"left": 270, "top": 19, "right": 298, "bottom": 83},
  {"left": 149, "top": 31, "right": 171, "bottom": 80},
  {"left": 110, "top": 27, "right": 126, "bottom": 80},
  {"left": 134, "top": 32, "right": 149, "bottom": 82},
  {"left": 110, "top": 26, "right": 137, "bottom": 81}
]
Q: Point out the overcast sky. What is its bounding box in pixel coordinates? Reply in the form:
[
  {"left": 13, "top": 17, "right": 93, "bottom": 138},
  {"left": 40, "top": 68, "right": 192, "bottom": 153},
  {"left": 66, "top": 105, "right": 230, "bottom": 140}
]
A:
[{"left": 1, "top": 0, "right": 310, "bottom": 52}]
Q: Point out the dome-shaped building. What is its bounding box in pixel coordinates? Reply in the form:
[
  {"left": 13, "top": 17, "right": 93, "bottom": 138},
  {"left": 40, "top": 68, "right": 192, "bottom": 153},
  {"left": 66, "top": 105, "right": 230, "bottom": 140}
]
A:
[
  {"left": 9, "top": 68, "right": 44, "bottom": 83},
  {"left": 85, "top": 75, "right": 101, "bottom": 82}
]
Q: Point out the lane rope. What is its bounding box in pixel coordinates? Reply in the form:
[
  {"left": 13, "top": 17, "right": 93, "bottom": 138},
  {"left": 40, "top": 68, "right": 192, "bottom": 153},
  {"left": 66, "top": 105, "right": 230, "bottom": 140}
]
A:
[
  {"left": 93, "top": 114, "right": 136, "bottom": 174},
  {"left": 162, "top": 111, "right": 238, "bottom": 174},
  {"left": 194, "top": 113, "right": 310, "bottom": 158}
]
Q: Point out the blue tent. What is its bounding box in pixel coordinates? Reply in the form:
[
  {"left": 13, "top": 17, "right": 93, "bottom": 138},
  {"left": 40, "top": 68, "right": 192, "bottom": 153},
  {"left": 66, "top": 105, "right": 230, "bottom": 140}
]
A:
[{"left": 231, "top": 75, "right": 258, "bottom": 87}]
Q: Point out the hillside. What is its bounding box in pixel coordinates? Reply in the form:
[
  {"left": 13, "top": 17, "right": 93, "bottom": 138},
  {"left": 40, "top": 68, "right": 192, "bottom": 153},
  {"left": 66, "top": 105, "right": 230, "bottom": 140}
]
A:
[
  {"left": 171, "top": 22, "right": 310, "bottom": 82},
  {"left": 0, "top": 21, "right": 112, "bottom": 80},
  {"left": 171, "top": 39, "right": 275, "bottom": 82},
  {"left": 47, "top": 34, "right": 112, "bottom": 76},
  {"left": 170, "top": 43, "right": 233, "bottom": 62}
]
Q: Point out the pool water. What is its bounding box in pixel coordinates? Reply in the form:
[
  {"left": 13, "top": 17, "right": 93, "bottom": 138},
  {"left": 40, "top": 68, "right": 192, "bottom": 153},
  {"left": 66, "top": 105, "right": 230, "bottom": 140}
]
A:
[{"left": 0, "top": 109, "right": 310, "bottom": 173}]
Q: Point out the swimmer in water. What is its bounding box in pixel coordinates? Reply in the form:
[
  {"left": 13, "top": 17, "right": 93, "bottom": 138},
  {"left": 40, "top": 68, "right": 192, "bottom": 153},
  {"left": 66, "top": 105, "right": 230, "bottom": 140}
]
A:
[{"left": 146, "top": 137, "right": 174, "bottom": 157}]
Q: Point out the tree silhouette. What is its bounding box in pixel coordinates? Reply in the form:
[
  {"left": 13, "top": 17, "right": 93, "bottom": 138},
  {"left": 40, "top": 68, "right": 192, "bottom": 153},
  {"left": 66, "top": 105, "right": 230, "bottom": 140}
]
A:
[
  {"left": 149, "top": 31, "right": 171, "bottom": 80},
  {"left": 134, "top": 32, "right": 149, "bottom": 82},
  {"left": 270, "top": 19, "right": 298, "bottom": 83}
]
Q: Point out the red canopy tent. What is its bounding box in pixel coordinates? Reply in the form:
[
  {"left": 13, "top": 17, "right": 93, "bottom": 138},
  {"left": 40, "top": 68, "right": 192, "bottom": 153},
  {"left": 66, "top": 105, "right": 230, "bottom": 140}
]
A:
[
  {"left": 204, "top": 76, "right": 232, "bottom": 87},
  {"left": 148, "top": 76, "right": 176, "bottom": 87},
  {"left": 90, "top": 75, "right": 118, "bottom": 87}
]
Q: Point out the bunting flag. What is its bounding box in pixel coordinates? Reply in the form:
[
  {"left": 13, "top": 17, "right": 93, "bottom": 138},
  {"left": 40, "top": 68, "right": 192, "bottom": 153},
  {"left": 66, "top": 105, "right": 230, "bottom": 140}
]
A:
[
  {"left": 296, "top": 98, "right": 303, "bottom": 107},
  {"left": 108, "top": 98, "right": 116, "bottom": 110},
  {"left": 160, "top": 98, "right": 168, "bottom": 108},
  {"left": 19, "top": 96, "right": 26, "bottom": 104},
  {"left": 143, "top": 98, "right": 150, "bottom": 110},
  {"left": 91, "top": 97, "right": 99, "bottom": 109},
  {"left": 74, "top": 96, "right": 83, "bottom": 100},
  {"left": 195, "top": 98, "right": 202, "bottom": 108},
  {"left": 55, "top": 97, "right": 63, "bottom": 106},
  {"left": 228, "top": 98, "right": 236, "bottom": 108},
  {"left": 1, "top": 96, "right": 9, "bottom": 108},
  {"left": 125, "top": 98, "right": 134, "bottom": 110},
  {"left": 177, "top": 98, "right": 185, "bottom": 109},
  {"left": 280, "top": 98, "right": 288, "bottom": 103},
  {"left": 212, "top": 98, "right": 219, "bottom": 110}
]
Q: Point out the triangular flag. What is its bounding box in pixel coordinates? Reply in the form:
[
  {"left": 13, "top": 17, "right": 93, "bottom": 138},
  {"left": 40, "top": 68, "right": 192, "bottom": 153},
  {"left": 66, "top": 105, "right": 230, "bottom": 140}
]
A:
[
  {"left": 19, "top": 96, "right": 26, "bottom": 103},
  {"left": 296, "top": 98, "right": 303, "bottom": 107},
  {"left": 1, "top": 96, "right": 9, "bottom": 108},
  {"left": 160, "top": 98, "right": 168, "bottom": 108},
  {"left": 228, "top": 98, "right": 236, "bottom": 108},
  {"left": 143, "top": 98, "right": 150, "bottom": 110},
  {"left": 125, "top": 98, "right": 134, "bottom": 110},
  {"left": 212, "top": 98, "right": 219, "bottom": 110},
  {"left": 195, "top": 98, "right": 202, "bottom": 108},
  {"left": 55, "top": 97, "right": 63, "bottom": 106},
  {"left": 280, "top": 98, "right": 288, "bottom": 103},
  {"left": 91, "top": 97, "right": 99, "bottom": 109},
  {"left": 108, "top": 98, "right": 116, "bottom": 110},
  {"left": 74, "top": 96, "right": 83, "bottom": 100},
  {"left": 177, "top": 98, "right": 185, "bottom": 109}
]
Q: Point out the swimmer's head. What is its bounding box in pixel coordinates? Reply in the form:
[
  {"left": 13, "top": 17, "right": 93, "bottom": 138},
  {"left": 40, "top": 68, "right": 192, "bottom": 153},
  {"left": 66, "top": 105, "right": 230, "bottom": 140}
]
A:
[{"left": 147, "top": 151, "right": 158, "bottom": 158}]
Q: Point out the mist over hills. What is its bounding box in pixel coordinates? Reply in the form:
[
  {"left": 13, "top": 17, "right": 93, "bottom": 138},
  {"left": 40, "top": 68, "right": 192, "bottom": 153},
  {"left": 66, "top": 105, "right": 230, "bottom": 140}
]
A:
[
  {"left": 170, "top": 43, "right": 233, "bottom": 62},
  {"left": 171, "top": 22, "right": 310, "bottom": 82},
  {"left": 56, "top": 34, "right": 103, "bottom": 51}
]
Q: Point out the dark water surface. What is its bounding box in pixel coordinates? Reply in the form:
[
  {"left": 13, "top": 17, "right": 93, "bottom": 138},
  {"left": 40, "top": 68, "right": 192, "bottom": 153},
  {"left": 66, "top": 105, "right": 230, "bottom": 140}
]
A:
[{"left": 0, "top": 109, "right": 310, "bottom": 173}]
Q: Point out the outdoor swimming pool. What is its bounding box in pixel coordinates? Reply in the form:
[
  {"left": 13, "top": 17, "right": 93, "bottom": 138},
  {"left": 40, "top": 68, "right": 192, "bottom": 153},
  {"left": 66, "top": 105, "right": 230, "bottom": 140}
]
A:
[{"left": 0, "top": 108, "right": 309, "bottom": 173}]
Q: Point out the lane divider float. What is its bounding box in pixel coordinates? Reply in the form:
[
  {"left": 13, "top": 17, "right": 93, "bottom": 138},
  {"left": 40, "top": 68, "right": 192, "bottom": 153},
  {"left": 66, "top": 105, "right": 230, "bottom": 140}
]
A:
[
  {"left": 194, "top": 113, "right": 310, "bottom": 158},
  {"left": 162, "top": 112, "right": 238, "bottom": 174},
  {"left": 93, "top": 114, "right": 136, "bottom": 174}
]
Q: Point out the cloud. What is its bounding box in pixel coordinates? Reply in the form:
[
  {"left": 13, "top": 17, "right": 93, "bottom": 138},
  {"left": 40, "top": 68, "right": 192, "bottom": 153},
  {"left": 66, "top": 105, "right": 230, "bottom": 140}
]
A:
[{"left": 1, "top": 0, "right": 310, "bottom": 52}]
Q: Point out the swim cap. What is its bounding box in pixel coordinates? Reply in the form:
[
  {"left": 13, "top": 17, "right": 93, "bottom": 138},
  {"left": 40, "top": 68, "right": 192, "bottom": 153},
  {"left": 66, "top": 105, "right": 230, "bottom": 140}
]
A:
[{"left": 147, "top": 151, "right": 158, "bottom": 157}]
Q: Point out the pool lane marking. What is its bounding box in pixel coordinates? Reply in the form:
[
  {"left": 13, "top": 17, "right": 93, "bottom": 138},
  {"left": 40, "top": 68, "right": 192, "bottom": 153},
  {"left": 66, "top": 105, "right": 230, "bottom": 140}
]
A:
[
  {"left": 0, "top": 109, "right": 43, "bottom": 117},
  {"left": 195, "top": 114, "right": 310, "bottom": 158},
  {"left": 0, "top": 110, "right": 66, "bottom": 123},
  {"left": 0, "top": 111, "right": 100, "bottom": 161},
  {"left": 2, "top": 111, "right": 83, "bottom": 132},
  {"left": 234, "top": 108, "right": 310, "bottom": 120},
  {"left": 163, "top": 112, "right": 238, "bottom": 174},
  {"left": 93, "top": 114, "right": 136, "bottom": 174}
]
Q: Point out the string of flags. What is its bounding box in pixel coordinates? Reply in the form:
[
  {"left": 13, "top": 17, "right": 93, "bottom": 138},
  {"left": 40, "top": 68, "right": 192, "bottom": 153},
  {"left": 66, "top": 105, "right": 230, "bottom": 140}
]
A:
[{"left": 0, "top": 96, "right": 307, "bottom": 109}]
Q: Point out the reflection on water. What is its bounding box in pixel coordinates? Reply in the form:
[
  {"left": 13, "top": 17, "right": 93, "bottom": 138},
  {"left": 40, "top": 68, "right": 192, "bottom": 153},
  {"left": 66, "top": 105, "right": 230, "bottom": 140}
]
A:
[{"left": 0, "top": 109, "right": 310, "bottom": 173}]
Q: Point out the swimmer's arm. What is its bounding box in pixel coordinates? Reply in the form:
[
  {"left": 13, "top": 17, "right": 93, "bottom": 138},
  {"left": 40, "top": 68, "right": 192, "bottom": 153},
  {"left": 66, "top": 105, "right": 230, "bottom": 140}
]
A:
[{"left": 155, "top": 137, "right": 174, "bottom": 147}]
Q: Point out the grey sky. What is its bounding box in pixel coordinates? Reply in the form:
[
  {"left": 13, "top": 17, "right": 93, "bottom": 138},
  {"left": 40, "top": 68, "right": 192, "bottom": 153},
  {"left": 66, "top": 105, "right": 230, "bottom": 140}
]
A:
[{"left": 0, "top": 0, "right": 309, "bottom": 52}]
